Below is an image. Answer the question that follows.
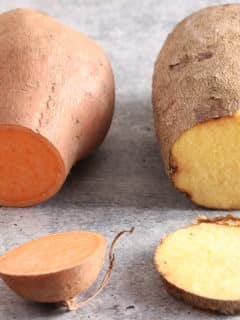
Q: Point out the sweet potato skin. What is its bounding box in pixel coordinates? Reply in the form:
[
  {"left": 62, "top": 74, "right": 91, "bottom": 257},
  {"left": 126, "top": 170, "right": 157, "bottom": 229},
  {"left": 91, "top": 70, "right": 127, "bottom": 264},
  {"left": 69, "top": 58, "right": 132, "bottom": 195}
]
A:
[
  {"left": 152, "top": 4, "right": 240, "bottom": 173},
  {"left": 1, "top": 247, "right": 106, "bottom": 303},
  {"left": 0, "top": 8, "right": 114, "bottom": 172}
]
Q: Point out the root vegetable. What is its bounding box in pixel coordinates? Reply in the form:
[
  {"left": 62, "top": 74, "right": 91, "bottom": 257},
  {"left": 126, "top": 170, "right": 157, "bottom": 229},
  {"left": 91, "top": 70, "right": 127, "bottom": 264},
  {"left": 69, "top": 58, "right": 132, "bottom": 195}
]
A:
[
  {"left": 152, "top": 4, "right": 240, "bottom": 209},
  {"left": 0, "top": 228, "right": 133, "bottom": 310},
  {"left": 0, "top": 8, "right": 114, "bottom": 207},
  {"left": 154, "top": 215, "right": 240, "bottom": 314}
]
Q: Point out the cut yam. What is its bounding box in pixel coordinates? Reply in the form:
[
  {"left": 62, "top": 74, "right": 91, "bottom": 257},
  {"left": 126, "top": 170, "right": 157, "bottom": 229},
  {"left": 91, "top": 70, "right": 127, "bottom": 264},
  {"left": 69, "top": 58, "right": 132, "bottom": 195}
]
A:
[
  {"left": 154, "top": 215, "right": 240, "bottom": 314},
  {"left": 152, "top": 4, "right": 240, "bottom": 209},
  {"left": 0, "top": 9, "right": 114, "bottom": 207}
]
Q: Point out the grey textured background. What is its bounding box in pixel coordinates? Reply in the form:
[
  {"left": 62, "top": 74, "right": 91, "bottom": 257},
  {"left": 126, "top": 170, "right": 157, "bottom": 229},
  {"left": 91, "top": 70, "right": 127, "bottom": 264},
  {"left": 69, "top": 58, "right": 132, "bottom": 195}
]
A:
[{"left": 0, "top": 0, "right": 238, "bottom": 319}]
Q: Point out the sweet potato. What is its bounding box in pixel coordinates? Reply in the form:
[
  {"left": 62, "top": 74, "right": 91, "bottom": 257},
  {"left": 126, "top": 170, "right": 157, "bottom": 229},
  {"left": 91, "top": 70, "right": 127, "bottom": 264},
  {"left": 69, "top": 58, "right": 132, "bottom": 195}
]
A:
[
  {"left": 0, "top": 229, "right": 133, "bottom": 310},
  {"left": 0, "top": 9, "right": 114, "bottom": 207},
  {"left": 0, "top": 231, "right": 106, "bottom": 304},
  {"left": 152, "top": 4, "right": 240, "bottom": 209},
  {"left": 154, "top": 215, "right": 240, "bottom": 314}
]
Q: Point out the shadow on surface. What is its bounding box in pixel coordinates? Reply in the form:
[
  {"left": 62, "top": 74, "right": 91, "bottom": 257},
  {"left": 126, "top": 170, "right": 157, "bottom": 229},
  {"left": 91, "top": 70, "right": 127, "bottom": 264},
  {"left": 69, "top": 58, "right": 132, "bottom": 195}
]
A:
[
  {"left": 120, "top": 248, "right": 216, "bottom": 320},
  {"left": 0, "top": 282, "right": 67, "bottom": 319},
  {"left": 47, "top": 94, "right": 196, "bottom": 211}
]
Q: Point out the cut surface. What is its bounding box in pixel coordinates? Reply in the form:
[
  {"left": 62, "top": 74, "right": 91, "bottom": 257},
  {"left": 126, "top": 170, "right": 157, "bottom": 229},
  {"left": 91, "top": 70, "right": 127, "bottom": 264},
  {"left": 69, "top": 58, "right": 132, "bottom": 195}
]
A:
[
  {"left": 171, "top": 115, "right": 240, "bottom": 209},
  {"left": 0, "top": 125, "right": 65, "bottom": 207},
  {"left": 0, "top": 231, "right": 106, "bottom": 275},
  {"left": 155, "top": 220, "right": 240, "bottom": 301}
]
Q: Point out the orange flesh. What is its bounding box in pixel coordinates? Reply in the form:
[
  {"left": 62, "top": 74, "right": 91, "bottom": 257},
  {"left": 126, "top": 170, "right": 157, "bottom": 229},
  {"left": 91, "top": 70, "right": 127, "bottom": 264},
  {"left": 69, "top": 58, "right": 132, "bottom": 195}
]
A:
[
  {"left": 0, "top": 231, "right": 106, "bottom": 275},
  {"left": 0, "top": 125, "right": 65, "bottom": 207}
]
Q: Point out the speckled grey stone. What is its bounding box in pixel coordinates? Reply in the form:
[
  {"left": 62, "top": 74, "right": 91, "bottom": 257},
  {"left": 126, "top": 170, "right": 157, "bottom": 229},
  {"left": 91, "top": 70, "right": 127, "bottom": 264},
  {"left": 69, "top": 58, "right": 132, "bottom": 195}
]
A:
[{"left": 0, "top": 0, "right": 238, "bottom": 319}]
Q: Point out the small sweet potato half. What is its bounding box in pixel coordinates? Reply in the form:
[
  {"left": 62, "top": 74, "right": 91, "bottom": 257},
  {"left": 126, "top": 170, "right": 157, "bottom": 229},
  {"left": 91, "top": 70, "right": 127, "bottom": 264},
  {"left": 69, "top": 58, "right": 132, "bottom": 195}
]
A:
[
  {"left": 0, "top": 231, "right": 106, "bottom": 304},
  {"left": 0, "top": 228, "right": 133, "bottom": 311}
]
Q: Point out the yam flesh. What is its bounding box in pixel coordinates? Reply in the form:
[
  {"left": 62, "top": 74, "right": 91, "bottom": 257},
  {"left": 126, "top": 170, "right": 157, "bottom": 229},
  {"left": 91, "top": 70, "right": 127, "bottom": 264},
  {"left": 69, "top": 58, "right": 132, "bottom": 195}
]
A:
[{"left": 154, "top": 215, "right": 240, "bottom": 314}]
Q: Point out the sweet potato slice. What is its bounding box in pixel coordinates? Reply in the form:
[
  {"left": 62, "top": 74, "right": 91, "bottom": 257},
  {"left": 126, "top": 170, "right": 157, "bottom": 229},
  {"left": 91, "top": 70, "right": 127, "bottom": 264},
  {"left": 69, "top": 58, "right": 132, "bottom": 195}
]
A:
[{"left": 154, "top": 215, "right": 240, "bottom": 314}]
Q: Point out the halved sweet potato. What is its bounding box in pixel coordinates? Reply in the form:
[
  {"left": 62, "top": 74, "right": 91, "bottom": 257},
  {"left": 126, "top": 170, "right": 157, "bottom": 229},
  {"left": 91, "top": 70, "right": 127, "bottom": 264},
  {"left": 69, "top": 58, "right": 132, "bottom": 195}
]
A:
[{"left": 0, "top": 9, "right": 114, "bottom": 206}]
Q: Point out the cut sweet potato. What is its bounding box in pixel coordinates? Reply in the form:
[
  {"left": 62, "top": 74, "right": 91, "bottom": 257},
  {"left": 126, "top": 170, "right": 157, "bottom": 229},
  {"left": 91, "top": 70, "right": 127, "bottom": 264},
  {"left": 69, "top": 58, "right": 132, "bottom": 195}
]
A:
[
  {"left": 0, "top": 125, "right": 64, "bottom": 206},
  {"left": 0, "top": 231, "right": 106, "bottom": 303},
  {"left": 0, "top": 9, "right": 114, "bottom": 207},
  {"left": 154, "top": 215, "right": 240, "bottom": 314},
  {"left": 152, "top": 4, "right": 240, "bottom": 209},
  {"left": 0, "top": 228, "right": 134, "bottom": 310}
]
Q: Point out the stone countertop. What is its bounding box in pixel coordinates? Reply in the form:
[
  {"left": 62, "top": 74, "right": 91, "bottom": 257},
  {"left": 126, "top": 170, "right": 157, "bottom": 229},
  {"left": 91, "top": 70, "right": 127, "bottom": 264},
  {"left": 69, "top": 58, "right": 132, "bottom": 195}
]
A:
[{"left": 0, "top": 0, "right": 237, "bottom": 319}]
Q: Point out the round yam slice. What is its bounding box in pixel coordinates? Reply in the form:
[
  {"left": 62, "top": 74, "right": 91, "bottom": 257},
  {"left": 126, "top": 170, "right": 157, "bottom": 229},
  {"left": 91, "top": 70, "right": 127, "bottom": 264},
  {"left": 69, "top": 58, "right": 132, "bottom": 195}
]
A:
[
  {"left": 0, "top": 231, "right": 106, "bottom": 303},
  {"left": 154, "top": 215, "right": 240, "bottom": 314}
]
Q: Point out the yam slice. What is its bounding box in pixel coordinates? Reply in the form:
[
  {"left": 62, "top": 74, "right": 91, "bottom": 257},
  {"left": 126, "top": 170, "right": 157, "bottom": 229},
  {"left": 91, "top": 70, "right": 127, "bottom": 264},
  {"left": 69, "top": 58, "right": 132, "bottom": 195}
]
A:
[{"left": 154, "top": 215, "right": 240, "bottom": 314}]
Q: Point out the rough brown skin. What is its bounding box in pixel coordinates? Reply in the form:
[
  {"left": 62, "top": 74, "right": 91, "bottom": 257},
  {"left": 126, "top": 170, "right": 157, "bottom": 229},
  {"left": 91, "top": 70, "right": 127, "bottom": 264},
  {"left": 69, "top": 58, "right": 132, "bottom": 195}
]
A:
[
  {"left": 0, "top": 8, "right": 114, "bottom": 207},
  {"left": 0, "top": 231, "right": 106, "bottom": 303},
  {"left": 152, "top": 4, "right": 240, "bottom": 207},
  {"left": 153, "top": 3, "right": 240, "bottom": 171},
  {"left": 154, "top": 215, "right": 240, "bottom": 315},
  {"left": 161, "top": 276, "right": 240, "bottom": 315}
]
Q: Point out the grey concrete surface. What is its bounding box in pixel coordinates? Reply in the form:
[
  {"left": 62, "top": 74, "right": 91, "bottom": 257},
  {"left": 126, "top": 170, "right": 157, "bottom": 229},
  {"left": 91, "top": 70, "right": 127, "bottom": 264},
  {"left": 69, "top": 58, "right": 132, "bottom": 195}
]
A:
[{"left": 0, "top": 0, "right": 238, "bottom": 319}]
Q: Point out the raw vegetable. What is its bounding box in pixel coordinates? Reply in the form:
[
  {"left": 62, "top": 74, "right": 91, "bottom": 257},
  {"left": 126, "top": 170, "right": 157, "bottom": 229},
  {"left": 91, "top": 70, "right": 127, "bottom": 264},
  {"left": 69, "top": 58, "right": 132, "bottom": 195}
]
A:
[
  {"left": 154, "top": 215, "right": 240, "bottom": 314},
  {"left": 152, "top": 4, "right": 240, "bottom": 209},
  {"left": 0, "top": 228, "right": 133, "bottom": 310},
  {"left": 0, "top": 8, "right": 114, "bottom": 207}
]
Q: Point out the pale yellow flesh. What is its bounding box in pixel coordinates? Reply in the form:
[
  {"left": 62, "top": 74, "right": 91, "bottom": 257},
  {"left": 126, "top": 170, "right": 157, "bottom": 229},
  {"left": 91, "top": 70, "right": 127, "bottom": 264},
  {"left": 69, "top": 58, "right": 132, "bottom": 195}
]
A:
[
  {"left": 0, "top": 231, "right": 106, "bottom": 275},
  {"left": 155, "top": 223, "right": 240, "bottom": 300},
  {"left": 172, "top": 116, "right": 240, "bottom": 209}
]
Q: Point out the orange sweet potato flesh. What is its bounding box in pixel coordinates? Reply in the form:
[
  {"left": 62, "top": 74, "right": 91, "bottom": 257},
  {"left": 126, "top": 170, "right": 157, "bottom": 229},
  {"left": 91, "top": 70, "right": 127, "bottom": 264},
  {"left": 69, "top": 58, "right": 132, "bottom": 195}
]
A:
[
  {"left": 0, "top": 125, "right": 65, "bottom": 206},
  {"left": 0, "top": 9, "right": 114, "bottom": 207},
  {"left": 0, "top": 231, "right": 107, "bottom": 302}
]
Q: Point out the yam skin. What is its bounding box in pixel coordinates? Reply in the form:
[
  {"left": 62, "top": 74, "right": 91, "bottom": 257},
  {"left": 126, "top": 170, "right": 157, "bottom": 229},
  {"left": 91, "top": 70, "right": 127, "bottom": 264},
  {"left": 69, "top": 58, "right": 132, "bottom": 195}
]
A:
[
  {"left": 154, "top": 215, "right": 240, "bottom": 314},
  {"left": 0, "top": 231, "right": 106, "bottom": 303},
  {"left": 0, "top": 9, "right": 114, "bottom": 207},
  {"left": 152, "top": 4, "right": 240, "bottom": 209}
]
